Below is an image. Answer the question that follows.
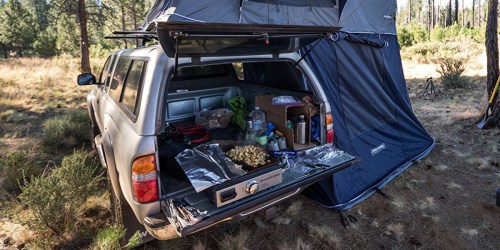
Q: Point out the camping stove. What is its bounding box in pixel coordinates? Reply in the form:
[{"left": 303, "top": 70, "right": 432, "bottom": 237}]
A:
[{"left": 211, "top": 163, "right": 283, "bottom": 207}]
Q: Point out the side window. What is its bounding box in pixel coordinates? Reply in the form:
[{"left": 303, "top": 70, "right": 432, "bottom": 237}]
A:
[
  {"left": 99, "top": 56, "right": 111, "bottom": 85},
  {"left": 121, "top": 61, "right": 146, "bottom": 115},
  {"left": 99, "top": 55, "right": 118, "bottom": 88},
  {"left": 109, "top": 57, "right": 132, "bottom": 101}
]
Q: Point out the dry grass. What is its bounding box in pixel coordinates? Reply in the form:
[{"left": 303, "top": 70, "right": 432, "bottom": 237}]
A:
[
  {"left": 0, "top": 58, "right": 101, "bottom": 113},
  {"left": 466, "top": 157, "right": 492, "bottom": 170},
  {"left": 278, "top": 237, "right": 312, "bottom": 250},
  {"left": 0, "top": 57, "right": 102, "bottom": 157},
  {"left": 284, "top": 199, "right": 303, "bottom": 217},
  {"left": 218, "top": 228, "right": 250, "bottom": 250},
  {"left": 417, "top": 197, "right": 436, "bottom": 210},
  {"left": 385, "top": 223, "right": 405, "bottom": 241},
  {"left": 307, "top": 224, "right": 341, "bottom": 249}
]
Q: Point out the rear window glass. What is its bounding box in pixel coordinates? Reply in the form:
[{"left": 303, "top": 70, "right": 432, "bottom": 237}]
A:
[
  {"left": 172, "top": 64, "right": 227, "bottom": 80},
  {"left": 241, "top": 61, "right": 309, "bottom": 91}
]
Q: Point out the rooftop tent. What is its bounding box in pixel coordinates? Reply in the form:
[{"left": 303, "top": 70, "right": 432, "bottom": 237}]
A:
[
  {"left": 140, "top": 0, "right": 434, "bottom": 210},
  {"left": 140, "top": 0, "right": 340, "bottom": 30},
  {"left": 339, "top": 0, "right": 397, "bottom": 34}
]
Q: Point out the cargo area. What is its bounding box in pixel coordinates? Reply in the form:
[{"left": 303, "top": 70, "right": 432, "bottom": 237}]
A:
[{"left": 156, "top": 61, "right": 357, "bottom": 235}]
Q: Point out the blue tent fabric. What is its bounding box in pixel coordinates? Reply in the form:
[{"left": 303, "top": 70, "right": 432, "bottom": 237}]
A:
[{"left": 301, "top": 33, "right": 435, "bottom": 210}]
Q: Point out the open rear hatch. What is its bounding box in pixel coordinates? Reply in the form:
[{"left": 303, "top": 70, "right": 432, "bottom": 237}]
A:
[
  {"left": 160, "top": 143, "right": 357, "bottom": 236},
  {"left": 156, "top": 21, "right": 341, "bottom": 57}
]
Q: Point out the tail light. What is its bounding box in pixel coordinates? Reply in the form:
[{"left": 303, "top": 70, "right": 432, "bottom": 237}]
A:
[
  {"left": 132, "top": 154, "right": 159, "bottom": 203},
  {"left": 325, "top": 113, "right": 334, "bottom": 143}
]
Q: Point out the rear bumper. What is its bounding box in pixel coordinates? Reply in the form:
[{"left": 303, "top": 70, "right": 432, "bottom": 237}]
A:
[{"left": 143, "top": 214, "right": 179, "bottom": 241}]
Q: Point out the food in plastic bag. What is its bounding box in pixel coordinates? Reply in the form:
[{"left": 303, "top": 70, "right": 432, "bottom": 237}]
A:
[{"left": 195, "top": 108, "right": 234, "bottom": 129}]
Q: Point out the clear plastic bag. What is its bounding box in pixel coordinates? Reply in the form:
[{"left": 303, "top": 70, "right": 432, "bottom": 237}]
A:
[
  {"left": 195, "top": 108, "right": 234, "bottom": 129},
  {"left": 272, "top": 96, "right": 303, "bottom": 106}
]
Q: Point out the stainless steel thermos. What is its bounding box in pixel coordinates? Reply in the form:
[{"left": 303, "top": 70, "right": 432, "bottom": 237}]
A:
[{"left": 296, "top": 115, "right": 306, "bottom": 145}]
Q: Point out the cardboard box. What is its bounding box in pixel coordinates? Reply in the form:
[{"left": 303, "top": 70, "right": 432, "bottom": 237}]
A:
[{"left": 255, "top": 95, "right": 313, "bottom": 150}]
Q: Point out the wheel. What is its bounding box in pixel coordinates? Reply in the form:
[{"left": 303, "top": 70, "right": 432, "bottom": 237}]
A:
[
  {"left": 90, "top": 123, "right": 100, "bottom": 150},
  {"left": 107, "top": 172, "right": 127, "bottom": 245},
  {"left": 107, "top": 171, "right": 152, "bottom": 246}
]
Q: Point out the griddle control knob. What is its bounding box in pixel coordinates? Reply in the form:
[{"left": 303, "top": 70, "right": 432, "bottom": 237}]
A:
[{"left": 245, "top": 180, "right": 259, "bottom": 194}]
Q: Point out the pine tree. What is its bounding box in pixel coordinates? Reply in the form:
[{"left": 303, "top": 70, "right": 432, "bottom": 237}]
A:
[
  {"left": 484, "top": 0, "right": 499, "bottom": 127},
  {"left": 0, "top": 0, "right": 38, "bottom": 57}
]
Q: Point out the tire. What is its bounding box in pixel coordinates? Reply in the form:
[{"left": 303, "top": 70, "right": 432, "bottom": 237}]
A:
[
  {"left": 90, "top": 123, "right": 100, "bottom": 150},
  {"left": 107, "top": 172, "right": 127, "bottom": 246},
  {"left": 107, "top": 172, "right": 151, "bottom": 246}
]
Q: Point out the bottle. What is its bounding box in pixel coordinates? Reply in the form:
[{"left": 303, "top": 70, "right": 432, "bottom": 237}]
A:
[
  {"left": 278, "top": 137, "right": 287, "bottom": 150},
  {"left": 245, "top": 118, "right": 254, "bottom": 140},
  {"left": 249, "top": 107, "right": 266, "bottom": 133},
  {"left": 267, "top": 140, "right": 279, "bottom": 151},
  {"left": 296, "top": 115, "right": 306, "bottom": 145}
]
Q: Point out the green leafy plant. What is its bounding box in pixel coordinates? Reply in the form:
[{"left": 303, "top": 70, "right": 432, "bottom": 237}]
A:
[
  {"left": 0, "top": 151, "right": 37, "bottom": 192},
  {"left": 397, "top": 22, "right": 429, "bottom": 48},
  {"left": 19, "top": 150, "right": 102, "bottom": 236},
  {"left": 41, "top": 110, "right": 90, "bottom": 148},
  {"left": 436, "top": 57, "right": 469, "bottom": 89},
  {"left": 93, "top": 225, "right": 141, "bottom": 250}
]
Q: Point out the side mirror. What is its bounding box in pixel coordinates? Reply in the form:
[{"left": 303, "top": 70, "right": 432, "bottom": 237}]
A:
[{"left": 77, "top": 73, "right": 96, "bottom": 85}]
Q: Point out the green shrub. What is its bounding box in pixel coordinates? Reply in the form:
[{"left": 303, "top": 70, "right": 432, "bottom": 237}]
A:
[
  {"left": 431, "top": 23, "right": 485, "bottom": 44},
  {"left": 397, "top": 22, "right": 429, "bottom": 47},
  {"left": 19, "top": 150, "right": 102, "bottom": 236},
  {"left": 33, "top": 28, "right": 57, "bottom": 58},
  {"left": 93, "top": 225, "right": 141, "bottom": 250},
  {"left": 436, "top": 57, "right": 469, "bottom": 88},
  {"left": 397, "top": 27, "right": 415, "bottom": 47},
  {"left": 42, "top": 110, "right": 90, "bottom": 148},
  {"left": 0, "top": 151, "right": 37, "bottom": 192}
]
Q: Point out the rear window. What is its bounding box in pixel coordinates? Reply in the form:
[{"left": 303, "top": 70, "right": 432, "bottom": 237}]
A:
[
  {"left": 172, "top": 64, "right": 227, "bottom": 81},
  {"left": 240, "top": 61, "right": 309, "bottom": 91}
]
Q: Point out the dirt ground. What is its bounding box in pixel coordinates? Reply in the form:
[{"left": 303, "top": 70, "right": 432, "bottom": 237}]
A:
[{"left": 143, "top": 60, "right": 500, "bottom": 249}]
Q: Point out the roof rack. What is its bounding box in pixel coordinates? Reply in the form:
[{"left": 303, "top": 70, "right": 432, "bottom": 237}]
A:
[{"left": 105, "top": 30, "right": 158, "bottom": 46}]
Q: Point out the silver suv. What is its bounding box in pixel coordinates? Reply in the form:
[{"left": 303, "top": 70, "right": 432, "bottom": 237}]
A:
[{"left": 77, "top": 25, "right": 357, "bottom": 244}]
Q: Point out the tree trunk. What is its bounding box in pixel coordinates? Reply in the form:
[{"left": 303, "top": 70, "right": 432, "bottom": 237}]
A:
[
  {"left": 461, "top": 0, "right": 465, "bottom": 27},
  {"left": 472, "top": 0, "right": 475, "bottom": 26},
  {"left": 478, "top": 0, "right": 481, "bottom": 27},
  {"left": 131, "top": 1, "right": 138, "bottom": 46},
  {"left": 120, "top": 3, "right": 128, "bottom": 48},
  {"left": 454, "top": 0, "right": 459, "bottom": 23},
  {"left": 78, "top": 0, "right": 91, "bottom": 73},
  {"left": 2, "top": 44, "right": 7, "bottom": 58},
  {"left": 437, "top": 3, "right": 440, "bottom": 26},
  {"left": 408, "top": 0, "right": 412, "bottom": 23},
  {"left": 446, "top": 0, "right": 452, "bottom": 26},
  {"left": 485, "top": 0, "right": 499, "bottom": 126},
  {"left": 428, "top": 0, "right": 432, "bottom": 31},
  {"left": 432, "top": 0, "right": 435, "bottom": 28}
]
